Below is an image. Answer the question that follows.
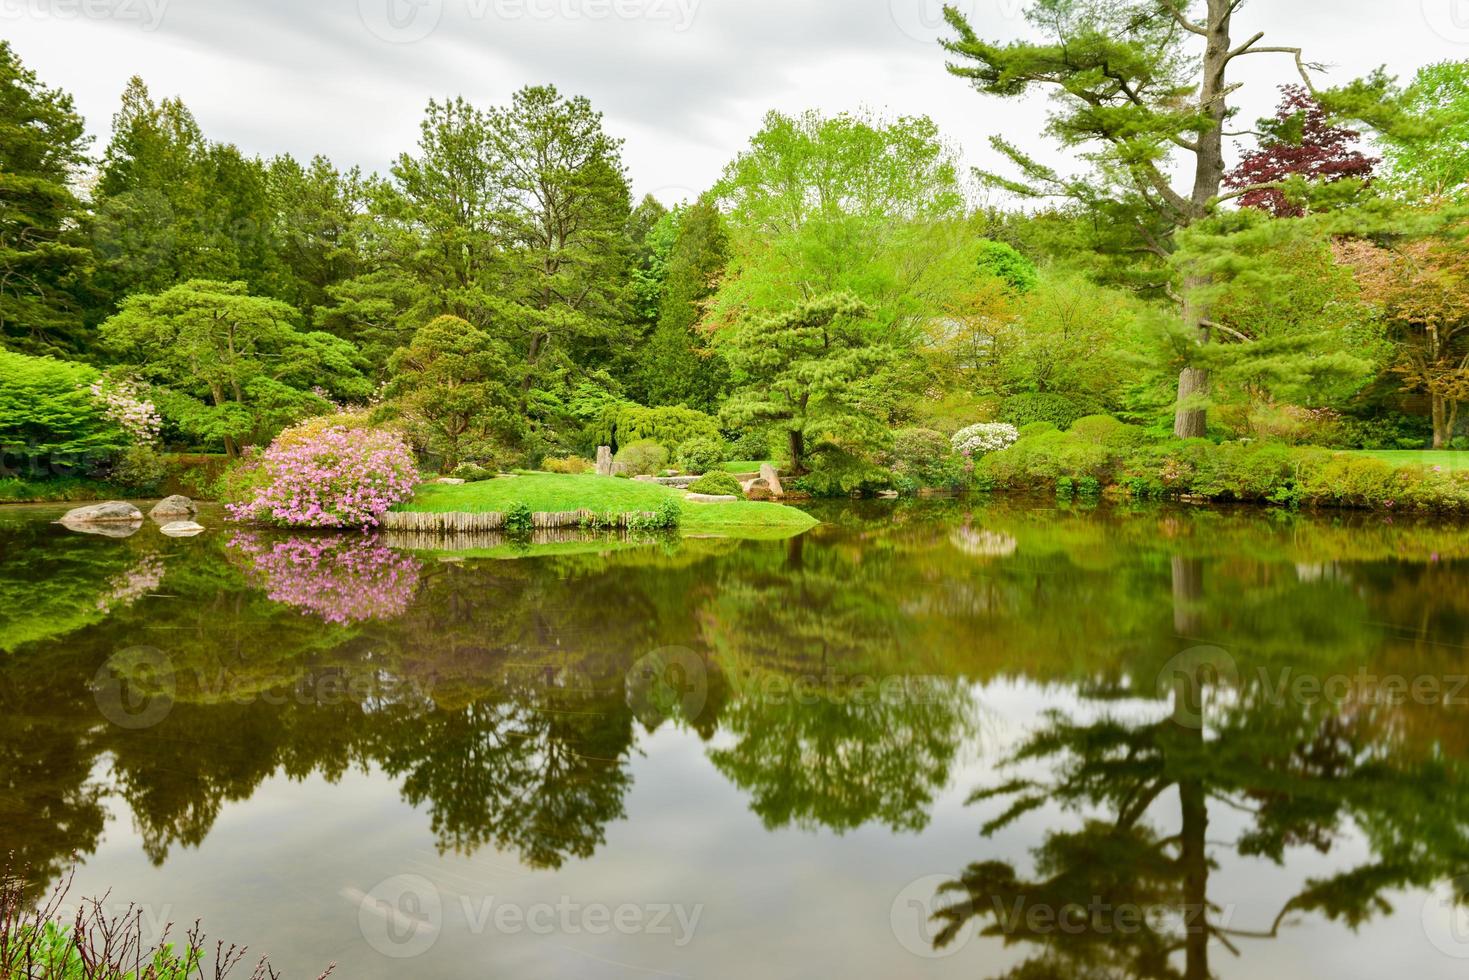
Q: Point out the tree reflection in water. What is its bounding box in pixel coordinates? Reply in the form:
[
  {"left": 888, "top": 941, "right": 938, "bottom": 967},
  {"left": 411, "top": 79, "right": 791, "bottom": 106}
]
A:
[{"left": 3, "top": 497, "right": 1469, "bottom": 967}]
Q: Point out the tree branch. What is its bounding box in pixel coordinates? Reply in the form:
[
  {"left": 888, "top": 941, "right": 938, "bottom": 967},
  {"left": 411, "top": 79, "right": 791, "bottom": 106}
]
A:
[{"left": 1160, "top": 0, "right": 1207, "bottom": 36}]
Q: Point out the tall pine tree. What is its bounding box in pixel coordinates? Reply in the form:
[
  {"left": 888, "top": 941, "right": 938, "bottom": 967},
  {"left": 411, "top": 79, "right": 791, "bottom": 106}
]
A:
[{"left": 0, "top": 41, "right": 93, "bottom": 355}]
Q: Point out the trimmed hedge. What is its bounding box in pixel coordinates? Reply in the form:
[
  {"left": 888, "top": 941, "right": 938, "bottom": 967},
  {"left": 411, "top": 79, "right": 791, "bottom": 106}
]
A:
[{"left": 977, "top": 417, "right": 1469, "bottom": 513}]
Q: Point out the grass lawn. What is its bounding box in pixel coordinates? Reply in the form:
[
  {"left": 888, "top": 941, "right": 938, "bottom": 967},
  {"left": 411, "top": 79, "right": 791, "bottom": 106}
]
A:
[
  {"left": 1344, "top": 450, "right": 1469, "bottom": 471},
  {"left": 719, "top": 460, "right": 772, "bottom": 473},
  {"left": 397, "top": 472, "right": 819, "bottom": 536}
]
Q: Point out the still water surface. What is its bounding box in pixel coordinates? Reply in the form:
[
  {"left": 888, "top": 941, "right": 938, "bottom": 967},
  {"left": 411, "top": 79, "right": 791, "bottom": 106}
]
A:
[{"left": 3, "top": 499, "right": 1468, "bottom": 978}]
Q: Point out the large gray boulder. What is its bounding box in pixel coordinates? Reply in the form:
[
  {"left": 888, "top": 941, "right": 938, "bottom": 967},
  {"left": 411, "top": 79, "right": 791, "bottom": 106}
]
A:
[
  {"left": 61, "top": 501, "right": 143, "bottom": 525},
  {"left": 149, "top": 495, "right": 197, "bottom": 521}
]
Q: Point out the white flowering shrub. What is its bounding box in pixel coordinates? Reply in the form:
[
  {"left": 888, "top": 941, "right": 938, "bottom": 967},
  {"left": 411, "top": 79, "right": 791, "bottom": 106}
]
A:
[
  {"left": 90, "top": 378, "right": 162, "bottom": 445},
  {"left": 951, "top": 422, "right": 1019, "bottom": 457}
]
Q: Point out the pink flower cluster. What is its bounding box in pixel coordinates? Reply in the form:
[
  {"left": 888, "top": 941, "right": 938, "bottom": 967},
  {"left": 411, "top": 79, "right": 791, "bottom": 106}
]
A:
[
  {"left": 96, "top": 555, "right": 166, "bottom": 613},
  {"left": 229, "top": 532, "right": 422, "bottom": 624},
  {"left": 227, "top": 425, "right": 418, "bottom": 528}
]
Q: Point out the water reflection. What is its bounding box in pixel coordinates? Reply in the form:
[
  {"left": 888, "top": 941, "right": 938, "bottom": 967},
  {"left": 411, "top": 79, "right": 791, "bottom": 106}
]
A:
[{"left": 2, "top": 500, "right": 1469, "bottom": 974}]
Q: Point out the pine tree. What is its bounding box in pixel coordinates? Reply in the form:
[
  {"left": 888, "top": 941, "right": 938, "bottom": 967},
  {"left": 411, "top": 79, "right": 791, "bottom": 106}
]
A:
[
  {"left": 0, "top": 41, "right": 93, "bottom": 355},
  {"left": 940, "top": 0, "right": 1330, "bottom": 437}
]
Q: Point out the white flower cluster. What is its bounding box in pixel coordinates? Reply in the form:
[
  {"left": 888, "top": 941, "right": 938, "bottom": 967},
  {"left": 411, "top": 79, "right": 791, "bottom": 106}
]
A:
[
  {"left": 951, "top": 422, "right": 1019, "bottom": 457},
  {"left": 90, "top": 379, "right": 163, "bottom": 445}
]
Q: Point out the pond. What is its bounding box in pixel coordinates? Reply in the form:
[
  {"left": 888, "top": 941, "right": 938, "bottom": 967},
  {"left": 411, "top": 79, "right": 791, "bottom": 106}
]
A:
[{"left": 2, "top": 499, "right": 1469, "bottom": 978}]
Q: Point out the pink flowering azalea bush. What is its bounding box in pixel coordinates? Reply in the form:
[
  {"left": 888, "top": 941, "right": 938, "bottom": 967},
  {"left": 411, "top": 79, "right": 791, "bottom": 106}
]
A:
[
  {"left": 225, "top": 423, "right": 418, "bottom": 528},
  {"left": 229, "top": 532, "right": 422, "bottom": 624}
]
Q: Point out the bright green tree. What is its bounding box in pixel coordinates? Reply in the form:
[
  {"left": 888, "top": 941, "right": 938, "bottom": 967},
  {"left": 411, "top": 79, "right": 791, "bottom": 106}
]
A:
[
  {"left": 100, "top": 280, "right": 366, "bottom": 456},
  {"left": 0, "top": 41, "right": 93, "bottom": 355},
  {"left": 0, "top": 350, "right": 125, "bottom": 471},
  {"left": 712, "top": 109, "right": 971, "bottom": 327},
  {"left": 1376, "top": 61, "right": 1469, "bottom": 202},
  {"left": 386, "top": 314, "right": 517, "bottom": 471}
]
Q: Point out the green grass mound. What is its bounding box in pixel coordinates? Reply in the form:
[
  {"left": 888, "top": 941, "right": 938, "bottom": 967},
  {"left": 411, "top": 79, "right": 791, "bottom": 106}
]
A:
[{"left": 397, "top": 472, "right": 817, "bottom": 536}]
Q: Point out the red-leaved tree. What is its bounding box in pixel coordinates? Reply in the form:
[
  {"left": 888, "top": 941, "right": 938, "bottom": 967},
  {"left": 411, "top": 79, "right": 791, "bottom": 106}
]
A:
[{"left": 1226, "top": 86, "right": 1378, "bottom": 218}]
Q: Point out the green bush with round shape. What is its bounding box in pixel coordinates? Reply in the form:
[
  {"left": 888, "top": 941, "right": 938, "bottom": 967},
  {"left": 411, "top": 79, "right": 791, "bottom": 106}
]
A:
[
  {"left": 614, "top": 439, "right": 669, "bottom": 476},
  {"left": 675, "top": 436, "right": 725, "bottom": 475},
  {"left": 451, "top": 463, "right": 496, "bottom": 482},
  {"left": 687, "top": 471, "right": 744, "bottom": 496},
  {"left": 1000, "top": 392, "right": 1098, "bottom": 431}
]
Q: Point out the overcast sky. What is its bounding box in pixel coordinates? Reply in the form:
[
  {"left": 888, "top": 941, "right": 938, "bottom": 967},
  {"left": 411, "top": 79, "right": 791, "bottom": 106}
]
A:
[{"left": 5, "top": 0, "right": 1468, "bottom": 205}]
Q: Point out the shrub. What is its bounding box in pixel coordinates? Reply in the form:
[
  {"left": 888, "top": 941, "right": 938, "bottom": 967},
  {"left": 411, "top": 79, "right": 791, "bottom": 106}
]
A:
[
  {"left": 629, "top": 499, "right": 683, "bottom": 530},
  {"left": 451, "top": 462, "right": 497, "bottom": 482},
  {"left": 729, "top": 427, "right": 775, "bottom": 462},
  {"left": 110, "top": 445, "right": 168, "bottom": 492},
  {"left": 951, "top": 422, "right": 1020, "bottom": 457},
  {"left": 224, "top": 424, "right": 418, "bottom": 528},
  {"left": 675, "top": 436, "right": 726, "bottom": 474},
  {"left": 1000, "top": 392, "right": 1097, "bottom": 430},
  {"left": 794, "top": 443, "right": 894, "bottom": 497},
  {"left": 543, "top": 455, "right": 593, "bottom": 475},
  {"left": 0, "top": 350, "right": 128, "bottom": 474},
  {"left": 503, "top": 500, "right": 534, "bottom": 534},
  {"left": 594, "top": 403, "right": 721, "bottom": 451},
  {"left": 888, "top": 427, "right": 967, "bottom": 491},
  {"left": 614, "top": 439, "right": 669, "bottom": 476},
  {"left": 688, "top": 471, "right": 744, "bottom": 496},
  {"left": 1068, "top": 415, "right": 1144, "bottom": 449}
]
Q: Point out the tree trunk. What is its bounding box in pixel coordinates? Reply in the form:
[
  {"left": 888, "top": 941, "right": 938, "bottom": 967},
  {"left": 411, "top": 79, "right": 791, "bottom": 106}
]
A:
[
  {"left": 1174, "top": 367, "right": 1211, "bottom": 439},
  {"left": 1170, "top": 1, "right": 1237, "bottom": 438},
  {"left": 787, "top": 428, "right": 806, "bottom": 475},
  {"left": 1179, "top": 770, "right": 1210, "bottom": 980},
  {"left": 1431, "top": 393, "right": 1448, "bottom": 449}
]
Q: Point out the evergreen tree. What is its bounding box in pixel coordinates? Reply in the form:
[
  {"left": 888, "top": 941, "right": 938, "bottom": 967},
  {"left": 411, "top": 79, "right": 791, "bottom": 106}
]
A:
[
  {"left": 386, "top": 314, "right": 517, "bottom": 471},
  {"left": 940, "top": 0, "right": 1331, "bottom": 437},
  {"left": 100, "top": 280, "right": 366, "bottom": 456},
  {"left": 641, "top": 198, "right": 730, "bottom": 411},
  {"left": 720, "top": 293, "right": 890, "bottom": 473},
  {"left": 0, "top": 41, "right": 93, "bottom": 355},
  {"left": 486, "top": 85, "right": 633, "bottom": 417}
]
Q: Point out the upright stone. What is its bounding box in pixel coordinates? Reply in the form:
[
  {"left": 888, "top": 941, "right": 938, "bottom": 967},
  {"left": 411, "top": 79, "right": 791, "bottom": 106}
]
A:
[
  {"left": 596, "top": 445, "right": 614, "bottom": 476},
  {"left": 759, "top": 464, "right": 784, "bottom": 498},
  {"left": 149, "top": 495, "right": 197, "bottom": 521}
]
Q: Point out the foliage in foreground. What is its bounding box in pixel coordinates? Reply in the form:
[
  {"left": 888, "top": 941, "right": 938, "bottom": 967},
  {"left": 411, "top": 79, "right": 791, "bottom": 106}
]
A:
[{"left": 1, "top": 867, "right": 333, "bottom": 979}]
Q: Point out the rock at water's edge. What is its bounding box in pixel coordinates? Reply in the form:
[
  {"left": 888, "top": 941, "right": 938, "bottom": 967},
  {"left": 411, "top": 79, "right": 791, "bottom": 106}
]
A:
[
  {"left": 149, "top": 495, "right": 197, "bottom": 520},
  {"left": 60, "top": 501, "right": 143, "bottom": 524},
  {"left": 759, "top": 464, "right": 785, "bottom": 497},
  {"left": 159, "top": 521, "right": 206, "bottom": 537}
]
